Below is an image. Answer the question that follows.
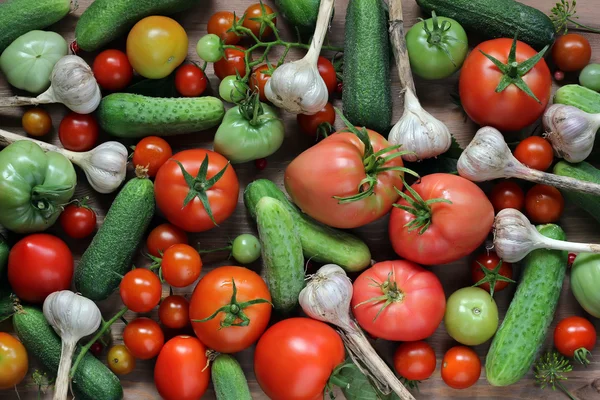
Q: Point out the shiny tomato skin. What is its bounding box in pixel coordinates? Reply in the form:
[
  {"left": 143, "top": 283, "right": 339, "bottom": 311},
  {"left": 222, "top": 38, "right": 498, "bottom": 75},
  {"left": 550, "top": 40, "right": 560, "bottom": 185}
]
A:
[
  {"left": 317, "top": 56, "right": 337, "bottom": 94},
  {"left": 0, "top": 333, "right": 28, "bottom": 389},
  {"left": 161, "top": 244, "right": 202, "bottom": 288},
  {"left": 58, "top": 112, "right": 99, "bottom": 152},
  {"left": 123, "top": 317, "right": 165, "bottom": 360},
  {"left": 132, "top": 136, "right": 173, "bottom": 178},
  {"left": 8, "top": 234, "right": 73, "bottom": 304},
  {"left": 254, "top": 318, "right": 345, "bottom": 400},
  {"left": 92, "top": 49, "right": 133, "bottom": 91},
  {"left": 59, "top": 204, "right": 97, "bottom": 239},
  {"left": 214, "top": 46, "right": 247, "bottom": 80},
  {"left": 250, "top": 64, "right": 271, "bottom": 101},
  {"left": 489, "top": 181, "right": 525, "bottom": 212},
  {"left": 119, "top": 269, "right": 162, "bottom": 313},
  {"left": 159, "top": 295, "right": 190, "bottom": 329},
  {"left": 393, "top": 341, "right": 436, "bottom": 381},
  {"left": 389, "top": 174, "right": 494, "bottom": 265},
  {"left": 146, "top": 223, "right": 188, "bottom": 257},
  {"left": 441, "top": 346, "right": 481, "bottom": 389},
  {"left": 552, "top": 34, "right": 592, "bottom": 72},
  {"left": 22, "top": 108, "right": 52, "bottom": 137},
  {"left": 470, "top": 251, "right": 513, "bottom": 293},
  {"left": 107, "top": 345, "right": 135, "bottom": 375},
  {"left": 554, "top": 316, "right": 597, "bottom": 358},
  {"left": 154, "top": 336, "right": 210, "bottom": 400},
  {"left": 352, "top": 260, "right": 446, "bottom": 341},
  {"left": 207, "top": 11, "right": 240, "bottom": 45},
  {"left": 190, "top": 266, "right": 271, "bottom": 353},
  {"left": 297, "top": 103, "right": 335, "bottom": 136},
  {"left": 525, "top": 184, "right": 565, "bottom": 223},
  {"left": 285, "top": 128, "right": 404, "bottom": 229},
  {"left": 459, "top": 38, "right": 551, "bottom": 131},
  {"left": 243, "top": 3, "right": 277, "bottom": 38},
  {"left": 175, "top": 64, "right": 208, "bottom": 97},
  {"left": 514, "top": 136, "right": 554, "bottom": 171}
]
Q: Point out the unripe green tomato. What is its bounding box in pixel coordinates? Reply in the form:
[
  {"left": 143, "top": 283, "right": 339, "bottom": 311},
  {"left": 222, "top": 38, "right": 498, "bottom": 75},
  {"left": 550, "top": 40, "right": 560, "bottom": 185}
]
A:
[
  {"left": 196, "top": 34, "right": 223, "bottom": 63},
  {"left": 219, "top": 76, "right": 246, "bottom": 103},
  {"left": 232, "top": 234, "right": 261, "bottom": 264},
  {"left": 444, "top": 287, "right": 498, "bottom": 346}
]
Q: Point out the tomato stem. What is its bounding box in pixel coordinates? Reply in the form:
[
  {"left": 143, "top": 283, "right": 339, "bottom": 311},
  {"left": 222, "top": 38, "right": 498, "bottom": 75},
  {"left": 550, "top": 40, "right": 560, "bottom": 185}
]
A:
[
  {"left": 472, "top": 260, "right": 515, "bottom": 298},
  {"left": 354, "top": 273, "right": 405, "bottom": 322},
  {"left": 393, "top": 179, "right": 452, "bottom": 234},
  {"left": 573, "top": 348, "right": 592, "bottom": 366},
  {"left": 420, "top": 11, "right": 461, "bottom": 66}
]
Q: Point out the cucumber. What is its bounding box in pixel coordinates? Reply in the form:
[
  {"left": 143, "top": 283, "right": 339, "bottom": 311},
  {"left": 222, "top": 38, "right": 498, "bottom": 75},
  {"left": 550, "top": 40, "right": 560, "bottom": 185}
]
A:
[
  {"left": 0, "top": 233, "right": 8, "bottom": 281},
  {"left": 343, "top": 0, "right": 392, "bottom": 133},
  {"left": 75, "top": 0, "right": 200, "bottom": 51},
  {"left": 486, "top": 224, "right": 567, "bottom": 386},
  {"left": 554, "top": 161, "right": 600, "bottom": 224},
  {"left": 274, "top": 0, "right": 320, "bottom": 34},
  {"left": 0, "top": 292, "right": 14, "bottom": 321},
  {"left": 554, "top": 84, "right": 600, "bottom": 114},
  {"left": 211, "top": 354, "right": 252, "bottom": 400},
  {"left": 0, "top": 0, "right": 71, "bottom": 52},
  {"left": 97, "top": 94, "right": 225, "bottom": 138},
  {"left": 416, "top": 0, "right": 555, "bottom": 50},
  {"left": 13, "top": 306, "right": 123, "bottom": 400},
  {"left": 74, "top": 177, "right": 155, "bottom": 301},
  {"left": 255, "top": 197, "right": 305, "bottom": 313},
  {"left": 244, "top": 179, "right": 371, "bottom": 272}
]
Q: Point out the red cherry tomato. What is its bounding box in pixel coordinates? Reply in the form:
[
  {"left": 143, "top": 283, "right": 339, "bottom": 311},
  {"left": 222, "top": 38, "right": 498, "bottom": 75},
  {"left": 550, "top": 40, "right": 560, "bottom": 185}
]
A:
[
  {"left": 441, "top": 346, "right": 481, "bottom": 389},
  {"left": 489, "top": 181, "right": 525, "bottom": 213},
  {"left": 393, "top": 341, "right": 436, "bottom": 381},
  {"left": 242, "top": 3, "right": 277, "bottom": 38},
  {"left": 59, "top": 203, "right": 97, "bottom": 239},
  {"left": 317, "top": 56, "right": 337, "bottom": 94},
  {"left": 58, "top": 112, "right": 99, "bottom": 152},
  {"left": 552, "top": 34, "right": 592, "bottom": 72},
  {"left": 554, "top": 316, "right": 597, "bottom": 364},
  {"left": 92, "top": 49, "right": 133, "bottom": 91},
  {"left": 297, "top": 103, "right": 335, "bottom": 137},
  {"left": 250, "top": 64, "right": 272, "bottom": 101},
  {"left": 514, "top": 136, "right": 554, "bottom": 171},
  {"left": 159, "top": 295, "right": 190, "bottom": 329},
  {"left": 119, "top": 269, "right": 162, "bottom": 313},
  {"left": 123, "top": 317, "right": 165, "bottom": 360},
  {"left": 525, "top": 184, "right": 565, "bottom": 223},
  {"left": 146, "top": 223, "right": 188, "bottom": 257},
  {"left": 175, "top": 64, "right": 208, "bottom": 97},
  {"left": 132, "top": 136, "right": 173, "bottom": 178},
  {"left": 470, "top": 251, "right": 513, "bottom": 294},
  {"left": 161, "top": 244, "right": 202, "bottom": 288},
  {"left": 214, "top": 46, "right": 247, "bottom": 80},
  {"left": 207, "top": 11, "right": 240, "bottom": 45},
  {"left": 90, "top": 341, "right": 103, "bottom": 357}
]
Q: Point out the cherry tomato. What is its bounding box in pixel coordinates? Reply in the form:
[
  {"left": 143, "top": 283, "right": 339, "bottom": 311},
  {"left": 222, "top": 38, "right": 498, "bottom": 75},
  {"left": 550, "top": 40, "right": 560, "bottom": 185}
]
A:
[
  {"left": 552, "top": 34, "right": 592, "bottom": 72},
  {"left": 161, "top": 244, "right": 202, "bottom": 288},
  {"left": 90, "top": 342, "right": 103, "bottom": 357},
  {"left": 196, "top": 34, "right": 223, "bottom": 63},
  {"left": 208, "top": 11, "right": 240, "bottom": 45},
  {"left": 175, "top": 64, "right": 208, "bottom": 97},
  {"left": 92, "top": 49, "right": 133, "bottom": 91},
  {"left": 132, "top": 136, "right": 173, "bottom": 178},
  {"left": 0, "top": 333, "right": 28, "bottom": 389},
  {"left": 555, "top": 70, "right": 565, "bottom": 81},
  {"left": 514, "top": 136, "right": 554, "bottom": 171},
  {"left": 58, "top": 112, "right": 99, "bottom": 152},
  {"left": 59, "top": 203, "right": 97, "bottom": 239},
  {"left": 554, "top": 316, "right": 596, "bottom": 364},
  {"left": 441, "top": 346, "right": 481, "bottom": 389},
  {"left": 525, "top": 184, "right": 565, "bottom": 223},
  {"left": 489, "top": 181, "right": 525, "bottom": 212},
  {"left": 146, "top": 223, "right": 188, "bottom": 257},
  {"left": 107, "top": 345, "right": 135, "bottom": 375},
  {"left": 568, "top": 253, "right": 577, "bottom": 266},
  {"left": 120, "top": 269, "right": 162, "bottom": 313},
  {"left": 255, "top": 158, "right": 267, "bottom": 170},
  {"left": 159, "top": 295, "right": 190, "bottom": 329},
  {"left": 250, "top": 64, "right": 272, "bottom": 101},
  {"left": 214, "top": 46, "right": 247, "bottom": 80},
  {"left": 317, "top": 56, "right": 337, "bottom": 94},
  {"left": 123, "top": 317, "right": 165, "bottom": 360},
  {"left": 297, "top": 103, "right": 335, "bottom": 137},
  {"left": 243, "top": 3, "right": 277, "bottom": 38},
  {"left": 22, "top": 108, "right": 52, "bottom": 137},
  {"left": 470, "top": 251, "right": 513, "bottom": 295},
  {"left": 393, "top": 341, "right": 436, "bottom": 381}
]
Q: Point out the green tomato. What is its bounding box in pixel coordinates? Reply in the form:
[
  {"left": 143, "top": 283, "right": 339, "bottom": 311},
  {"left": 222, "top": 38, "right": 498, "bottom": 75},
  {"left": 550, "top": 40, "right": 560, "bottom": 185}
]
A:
[
  {"left": 232, "top": 234, "right": 261, "bottom": 264},
  {"left": 0, "top": 30, "right": 68, "bottom": 94},
  {"left": 219, "top": 76, "right": 247, "bottom": 103},
  {"left": 571, "top": 253, "right": 600, "bottom": 318},
  {"left": 406, "top": 13, "right": 468, "bottom": 80},
  {"left": 444, "top": 287, "right": 498, "bottom": 346},
  {"left": 0, "top": 234, "right": 8, "bottom": 281},
  {"left": 579, "top": 64, "right": 600, "bottom": 92},
  {"left": 0, "top": 141, "right": 76, "bottom": 233},
  {"left": 197, "top": 34, "right": 223, "bottom": 63}
]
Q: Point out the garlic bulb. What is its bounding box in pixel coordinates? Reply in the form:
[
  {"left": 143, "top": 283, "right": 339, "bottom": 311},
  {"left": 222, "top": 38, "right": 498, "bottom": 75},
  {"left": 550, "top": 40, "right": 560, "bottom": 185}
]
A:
[
  {"left": 43, "top": 290, "right": 102, "bottom": 400},
  {"left": 264, "top": 0, "right": 334, "bottom": 114},
  {"left": 543, "top": 104, "right": 600, "bottom": 163}
]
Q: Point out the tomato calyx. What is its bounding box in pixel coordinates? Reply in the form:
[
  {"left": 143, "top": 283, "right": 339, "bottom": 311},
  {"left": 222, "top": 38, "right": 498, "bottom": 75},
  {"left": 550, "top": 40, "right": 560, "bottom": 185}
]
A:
[
  {"left": 354, "top": 273, "right": 405, "bottom": 321},
  {"left": 239, "top": 92, "right": 279, "bottom": 126},
  {"left": 420, "top": 11, "right": 462, "bottom": 66},
  {"left": 472, "top": 260, "right": 515, "bottom": 298},
  {"left": 393, "top": 180, "right": 452, "bottom": 234},
  {"left": 239, "top": 2, "right": 278, "bottom": 39},
  {"left": 573, "top": 347, "right": 592, "bottom": 366},
  {"left": 31, "top": 184, "right": 75, "bottom": 218}
]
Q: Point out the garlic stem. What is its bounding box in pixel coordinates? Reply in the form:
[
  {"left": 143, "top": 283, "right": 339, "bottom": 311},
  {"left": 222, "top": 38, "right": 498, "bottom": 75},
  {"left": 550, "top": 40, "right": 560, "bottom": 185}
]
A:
[
  {"left": 305, "top": 0, "right": 335, "bottom": 65},
  {"left": 388, "top": 0, "right": 416, "bottom": 94},
  {"left": 0, "top": 96, "right": 49, "bottom": 107},
  {"left": 55, "top": 341, "right": 76, "bottom": 400}
]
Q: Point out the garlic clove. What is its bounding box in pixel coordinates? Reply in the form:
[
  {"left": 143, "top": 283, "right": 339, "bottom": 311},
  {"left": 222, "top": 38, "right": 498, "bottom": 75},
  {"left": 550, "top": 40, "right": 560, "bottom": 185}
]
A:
[
  {"left": 543, "top": 104, "right": 599, "bottom": 163},
  {"left": 77, "top": 141, "right": 128, "bottom": 194}
]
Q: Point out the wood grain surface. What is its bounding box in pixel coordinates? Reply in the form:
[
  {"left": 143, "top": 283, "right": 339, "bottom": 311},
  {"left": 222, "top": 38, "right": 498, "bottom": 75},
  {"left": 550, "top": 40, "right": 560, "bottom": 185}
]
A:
[{"left": 1, "top": 0, "right": 600, "bottom": 399}]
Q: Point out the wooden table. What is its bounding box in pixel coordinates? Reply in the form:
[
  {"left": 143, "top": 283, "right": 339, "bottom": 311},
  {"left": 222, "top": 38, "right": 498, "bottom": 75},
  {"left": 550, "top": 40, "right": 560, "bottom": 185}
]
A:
[{"left": 1, "top": 0, "right": 600, "bottom": 398}]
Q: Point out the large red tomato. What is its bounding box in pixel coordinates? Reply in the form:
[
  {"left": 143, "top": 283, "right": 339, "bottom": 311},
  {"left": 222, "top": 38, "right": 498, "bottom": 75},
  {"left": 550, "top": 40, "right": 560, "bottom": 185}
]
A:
[
  {"left": 190, "top": 266, "right": 271, "bottom": 353},
  {"left": 389, "top": 174, "right": 494, "bottom": 265},
  {"left": 459, "top": 38, "right": 551, "bottom": 131},
  {"left": 285, "top": 127, "right": 405, "bottom": 228},
  {"left": 154, "top": 149, "right": 239, "bottom": 232},
  {"left": 254, "top": 318, "right": 345, "bottom": 400},
  {"left": 351, "top": 260, "right": 445, "bottom": 341}
]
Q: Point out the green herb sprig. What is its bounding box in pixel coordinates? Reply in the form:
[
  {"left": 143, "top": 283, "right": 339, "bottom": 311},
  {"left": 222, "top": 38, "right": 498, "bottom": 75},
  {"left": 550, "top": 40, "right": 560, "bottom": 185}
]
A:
[{"left": 550, "top": 0, "right": 600, "bottom": 34}]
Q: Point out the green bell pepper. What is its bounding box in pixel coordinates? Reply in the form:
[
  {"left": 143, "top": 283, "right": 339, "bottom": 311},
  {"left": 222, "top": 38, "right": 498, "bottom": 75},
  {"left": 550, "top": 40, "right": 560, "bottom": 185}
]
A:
[
  {"left": 571, "top": 253, "right": 600, "bottom": 318},
  {"left": 0, "top": 141, "right": 76, "bottom": 233},
  {"left": 0, "top": 30, "right": 68, "bottom": 94}
]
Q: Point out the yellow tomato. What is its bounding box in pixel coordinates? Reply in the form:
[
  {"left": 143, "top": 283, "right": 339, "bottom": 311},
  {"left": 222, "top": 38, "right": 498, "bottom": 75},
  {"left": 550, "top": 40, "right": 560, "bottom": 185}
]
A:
[
  {"left": 0, "top": 333, "right": 28, "bottom": 389},
  {"left": 126, "top": 16, "right": 188, "bottom": 79}
]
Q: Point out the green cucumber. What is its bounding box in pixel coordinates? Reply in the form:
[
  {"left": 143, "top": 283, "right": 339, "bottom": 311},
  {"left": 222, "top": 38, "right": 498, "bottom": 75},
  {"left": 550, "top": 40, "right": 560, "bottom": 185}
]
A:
[
  {"left": 416, "top": 0, "right": 555, "bottom": 50},
  {"left": 554, "top": 84, "right": 600, "bottom": 114},
  {"left": 274, "top": 0, "right": 320, "bottom": 34},
  {"left": 13, "top": 306, "right": 123, "bottom": 400},
  {"left": 343, "top": 0, "right": 392, "bottom": 133},
  {"left": 244, "top": 179, "right": 371, "bottom": 272},
  {"left": 75, "top": 0, "right": 200, "bottom": 51},
  {"left": 211, "top": 354, "right": 252, "bottom": 400},
  {"left": 553, "top": 161, "right": 600, "bottom": 224},
  {"left": 97, "top": 94, "right": 225, "bottom": 138},
  {"left": 255, "top": 197, "right": 305, "bottom": 313},
  {"left": 0, "top": 0, "right": 71, "bottom": 52},
  {"left": 0, "top": 233, "right": 8, "bottom": 281},
  {"left": 74, "top": 177, "right": 155, "bottom": 301},
  {"left": 486, "top": 224, "right": 567, "bottom": 386},
  {"left": 0, "top": 292, "right": 14, "bottom": 321}
]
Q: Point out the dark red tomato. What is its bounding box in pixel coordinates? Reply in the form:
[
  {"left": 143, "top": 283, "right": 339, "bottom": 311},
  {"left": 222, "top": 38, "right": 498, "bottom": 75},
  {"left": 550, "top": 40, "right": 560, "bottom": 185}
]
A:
[
  {"left": 92, "top": 49, "right": 133, "bottom": 91},
  {"left": 489, "top": 181, "right": 525, "bottom": 212},
  {"left": 250, "top": 64, "right": 271, "bottom": 101},
  {"left": 554, "top": 316, "right": 596, "bottom": 364},
  {"left": 158, "top": 295, "right": 190, "bottom": 329},
  {"left": 441, "top": 346, "right": 481, "bottom": 389},
  {"left": 90, "top": 341, "right": 103, "bottom": 357},
  {"left": 317, "top": 56, "right": 337, "bottom": 94},
  {"left": 146, "top": 223, "right": 188, "bottom": 257},
  {"left": 123, "top": 317, "right": 165, "bottom": 360},
  {"left": 58, "top": 112, "right": 99, "bottom": 152},
  {"left": 297, "top": 103, "right": 335, "bottom": 137},
  {"left": 552, "top": 34, "right": 592, "bottom": 72},
  {"left": 161, "top": 244, "right": 202, "bottom": 288},
  {"left": 214, "top": 46, "right": 247, "bottom": 80},
  {"left": 207, "top": 11, "right": 240, "bottom": 45},
  {"left": 525, "top": 184, "right": 565, "bottom": 223},
  {"left": 119, "top": 269, "right": 162, "bottom": 313},
  {"left": 132, "top": 136, "right": 173, "bottom": 178},
  {"left": 470, "top": 251, "right": 513, "bottom": 295},
  {"left": 393, "top": 341, "right": 436, "bottom": 381},
  {"left": 514, "top": 136, "right": 554, "bottom": 171},
  {"left": 175, "top": 64, "right": 208, "bottom": 97},
  {"left": 243, "top": 3, "right": 277, "bottom": 38},
  {"left": 59, "top": 203, "right": 97, "bottom": 239}
]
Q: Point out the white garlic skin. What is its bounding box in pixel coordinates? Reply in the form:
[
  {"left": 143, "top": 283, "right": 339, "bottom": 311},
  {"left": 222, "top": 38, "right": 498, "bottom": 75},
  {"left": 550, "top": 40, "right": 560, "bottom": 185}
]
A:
[
  {"left": 43, "top": 290, "right": 102, "bottom": 340},
  {"left": 543, "top": 104, "right": 599, "bottom": 163},
  {"left": 493, "top": 208, "right": 545, "bottom": 263},
  {"left": 79, "top": 141, "right": 128, "bottom": 194}
]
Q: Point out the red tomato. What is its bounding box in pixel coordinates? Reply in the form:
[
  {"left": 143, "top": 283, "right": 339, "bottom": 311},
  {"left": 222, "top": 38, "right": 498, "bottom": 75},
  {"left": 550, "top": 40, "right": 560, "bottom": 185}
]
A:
[
  {"left": 123, "top": 317, "right": 165, "bottom": 360},
  {"left": 243, "top": 3, "right": 277, "bottom": 38},
  {"left": 159, "top": 295, "right": 190, "bottom": 329},
  {"left": 207, "top": 11, "right": 240, "bottom": 45},
  {"left": 58, "top": 112, "right": 99, "bottom": 152},
  {"left": 214, "top": 46, "right": 247, "bottom": 80},
  {"left": 514, "top": 136, "right": 554, "bottom": 171},
  {"left": 297, "top": 103, "right": 335, "bottom": 137},
  {"left": 393, "top": 341, "right": 436, "bottom": 381},
  {"left": 285, "top": 127, "right": 405, "bottom": 229},
  {"left": 554, "top": 316, "right": 596, "bottom": 364},
  {"left": 389, "top": 174, "right": 494, "bottom": 265},
  {"left": 146, "top": 223, "right": 188, "bottom": 257},
  {"left": 352, "top": 260, "right": 446, "bottom": 341},
  {"left": 119, "top": 269, "right": 162, "bottom": 313},
  {"left": 161, "top": 244, "right": 202, "bottom": 288},
  {"left": 441, "top": 346, "right": 481, "bottom": 389},
  {"left": 459, "top": 38, "right": 551, "bottom": 131},
  {"left": 254, "top": 318, "right": 345, "bottom": 400},
  {"left": 552, "top": 34, "right": 592, "bottom": 72},
  {"left": 59, "top": 203, "right": 97, "bottom": 239},
  {"left": 154, "top": 336, "right": 210, "bottom": 400},
  {"left": 132, "top": 136, "right": 173, "bottom": 178},
  {"left": 525, "top": 184, "right": 564, "bottom": 223},
  {"left": 92, "top": 49, "right": 133, "bottom": 91},
  {"left": 470, "top": 251, "right": 513, "bottom": 295},
  {"left": 190, "top": 266, "right": 271, "bottom": 353},
  {"left": 154, "top": 149, "right": 239, "bottom": 233},
  {"left": 8, "top": 234, "right": 73, "bottom": 304},
  {"left": 489, "top": 181, "right": 525, "bottom": 213},
  {"left": 250, "top": 64, "right": 272, "bottom": 101},
  {"left": 0, "top": 333, "right": 28, "bottom": 389},
  {"left": 317, "top": 56, "right": 337, "bottom": 94},
  {"left": 175, "top": 64, "right": 208, "bottom": 97}
]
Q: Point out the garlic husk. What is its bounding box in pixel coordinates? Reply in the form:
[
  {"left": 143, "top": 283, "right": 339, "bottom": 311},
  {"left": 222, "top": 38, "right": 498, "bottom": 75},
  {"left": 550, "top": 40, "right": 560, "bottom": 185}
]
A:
[{"left": 543, "top": 104, "right": 600, "bottom": 163}]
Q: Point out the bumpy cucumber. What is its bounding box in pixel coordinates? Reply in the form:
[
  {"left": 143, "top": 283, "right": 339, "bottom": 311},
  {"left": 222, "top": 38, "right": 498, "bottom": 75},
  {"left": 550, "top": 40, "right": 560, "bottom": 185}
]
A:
[
  {"left": 553, "top": 161, "right": 600, "bottom": 225},
  {"left": 554, "top": 84, "right": 600, "bottom": 114},
  {"left": 211, "top": 354, "right": 252, "bottom": 400},
  {"left": 274, "top": 0, "right": 320, "bottom": 34}
]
